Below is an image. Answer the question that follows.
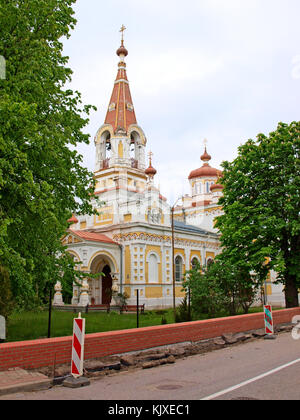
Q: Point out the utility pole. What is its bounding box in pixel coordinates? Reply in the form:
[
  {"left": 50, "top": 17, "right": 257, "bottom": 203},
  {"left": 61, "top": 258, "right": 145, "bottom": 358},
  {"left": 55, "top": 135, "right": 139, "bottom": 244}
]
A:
[
  {"left": 171, "top": 205, "right": 176, "bottom": 321},
  {"left": 48, "top": 286, "right": 52, "bottom": 339},
  {"left": 136, "top": 289, "right": 139, "bottom": 329},
  {"left": 171, "top": 197, "right": 182, "bottom": 322}
]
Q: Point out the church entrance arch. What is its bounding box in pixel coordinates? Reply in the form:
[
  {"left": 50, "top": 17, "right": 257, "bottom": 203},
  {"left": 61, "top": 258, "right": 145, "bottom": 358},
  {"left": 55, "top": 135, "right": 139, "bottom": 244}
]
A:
[
  {"left": 102, "top": 265, "right": 112, "bottom": 305},
  {"left": 89, "top": 254, "right": 115, "bottom": 305}
]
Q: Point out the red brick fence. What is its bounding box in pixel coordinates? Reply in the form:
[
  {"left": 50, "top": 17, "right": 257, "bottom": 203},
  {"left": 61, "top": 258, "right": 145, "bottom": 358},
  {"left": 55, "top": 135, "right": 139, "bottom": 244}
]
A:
[{"left": 0, "top": 308, "right": 299, "bottom": 372}]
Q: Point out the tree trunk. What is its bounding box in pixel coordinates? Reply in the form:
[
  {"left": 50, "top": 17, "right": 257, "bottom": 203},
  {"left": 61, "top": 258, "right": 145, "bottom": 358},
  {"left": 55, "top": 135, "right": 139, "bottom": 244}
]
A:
[{"left": 284, "top": 276, "right": 299, "bottom": 308}]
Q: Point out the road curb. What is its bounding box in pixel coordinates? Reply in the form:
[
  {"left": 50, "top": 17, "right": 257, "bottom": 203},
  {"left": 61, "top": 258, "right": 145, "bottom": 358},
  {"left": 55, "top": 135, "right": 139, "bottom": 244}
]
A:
[{"left": 0, "top": 368, "right": 52, "bottom": 397}]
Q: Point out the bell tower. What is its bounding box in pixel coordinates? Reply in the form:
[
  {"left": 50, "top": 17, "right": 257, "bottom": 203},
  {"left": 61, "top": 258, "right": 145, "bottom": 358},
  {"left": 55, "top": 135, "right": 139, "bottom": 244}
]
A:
[{"left": 94, "top": 26, "right": 147, "bottom": 180}]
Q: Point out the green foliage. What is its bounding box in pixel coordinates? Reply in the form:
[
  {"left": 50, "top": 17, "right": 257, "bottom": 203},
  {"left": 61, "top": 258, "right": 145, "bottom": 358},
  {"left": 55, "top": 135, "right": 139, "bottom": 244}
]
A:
[
  {"left": 0, "top": 0, "right": 98, "bottom": 307},
  {"left": 175, "top": 296, "right": 192, "bottom": 323},
  {"left": 154, "top": 309, "right": 167, "bottom": 316},
  {"left": 216, "top": 121, "right": 300, "bottom": 307},
  {"left": 114, "top": 291, "right": 129, "bottom": 309},
  {"left": 183, "top": 260, "right": 260, "bottom": 318},
  {"left": 0, "top": 265, "right": 14, "bottom": 317},
  {"left": 183, "top": 262, "right": 227, "bottom": 318}
]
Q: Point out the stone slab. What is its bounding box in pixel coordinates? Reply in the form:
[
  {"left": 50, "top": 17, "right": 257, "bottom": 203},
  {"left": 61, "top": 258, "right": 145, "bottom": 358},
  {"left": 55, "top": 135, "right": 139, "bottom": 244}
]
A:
[
  {"left": 264, "top": 334, "right": 277, "bottom": 340},
  {"left": 0, "top": 368, "right": 51, "bottom": 397},
  {"left": 62, "top": 376, "right": 90, "bottom": 388}
]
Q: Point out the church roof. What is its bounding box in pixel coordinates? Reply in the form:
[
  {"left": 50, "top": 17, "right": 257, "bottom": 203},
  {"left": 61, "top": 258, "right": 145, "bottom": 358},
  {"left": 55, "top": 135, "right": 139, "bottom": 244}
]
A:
[
  {"left": 71, "top": 230, "right": 118, "bottom": 245},
  {"left": 188, "top": 146, "right": 222, "bottom": 180},
  {"left": 104, "top": 40, "right": 137, "bottom": 133},
  {"left": 67, "top": 214, "right": 78, "bottom": 224},
  {"left": 174, "top": 220, "right": 218, "bottom": 237}
]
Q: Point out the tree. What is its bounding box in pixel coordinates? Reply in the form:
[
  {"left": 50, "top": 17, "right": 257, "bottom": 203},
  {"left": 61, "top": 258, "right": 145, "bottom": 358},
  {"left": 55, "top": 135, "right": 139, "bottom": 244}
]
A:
[
  {"left": 183, "top": 259, "right": 260, "bottom": 318},
  {"left": 183, "top": 261, "right": 229, "bottom": 318},
  {"left": 0, "top": 0, "right": 97, "bottom": 306},
  {"left": 215, "top": 122, "right": 300, "bottom": 308},
  {"left": 0, "top": 265, "right": 14, "bottom": 318}
]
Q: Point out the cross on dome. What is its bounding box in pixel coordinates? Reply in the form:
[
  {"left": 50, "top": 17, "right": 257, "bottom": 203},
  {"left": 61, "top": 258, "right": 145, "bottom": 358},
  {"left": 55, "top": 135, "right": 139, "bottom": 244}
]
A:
[
  {"left": 201, "top": 139, "right": 212, "bottom": 163},
  {"left": 117, "top": 24, "right": 128, "bottom": 58},
  {"left": 148, "top": 150, "right": 154, "bottom": 164},
  {"left": 120, "top": 25, "right": 126, "bottom": 41},
  {"left": 145, "top": 151, "right": 157, "bottom": 178}
]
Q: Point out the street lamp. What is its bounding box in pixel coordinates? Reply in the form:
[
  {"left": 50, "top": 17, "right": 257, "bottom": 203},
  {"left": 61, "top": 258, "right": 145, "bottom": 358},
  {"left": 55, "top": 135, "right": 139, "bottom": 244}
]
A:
[{"left": 171, "top": 196, "right": 182, "bottom": 321}]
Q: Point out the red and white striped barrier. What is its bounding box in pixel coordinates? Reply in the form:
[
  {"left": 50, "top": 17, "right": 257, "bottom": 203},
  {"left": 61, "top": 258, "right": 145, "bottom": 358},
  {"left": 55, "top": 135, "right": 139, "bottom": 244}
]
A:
[
  {"left": 71, "top": 313, "right": 86, "bottom": 378},
  {"left": 264, "top": 305, "right": 274, "bottom": 335}
]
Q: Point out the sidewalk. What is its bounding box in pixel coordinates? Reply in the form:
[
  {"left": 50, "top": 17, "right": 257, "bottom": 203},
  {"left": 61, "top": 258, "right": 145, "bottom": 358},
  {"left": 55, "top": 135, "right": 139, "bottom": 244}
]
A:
[{"left": 0, "top": 368, "right": 51, "bottom": 397}]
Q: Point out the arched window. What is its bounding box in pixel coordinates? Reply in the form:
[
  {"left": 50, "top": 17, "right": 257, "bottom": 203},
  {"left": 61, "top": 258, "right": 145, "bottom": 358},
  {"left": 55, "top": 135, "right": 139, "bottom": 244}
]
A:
[
  {"left": 99, "top": 130, "right": 111, "bottom": 168},
  {"left": 206, "top": 182, "right": 210, "bottom": 193},
  {"left": 175, "top": 256, "right": 183, "bottom": 282},
  {"left": 148, "top": 253, "right": 159, "bottom": 283},
  {"left": 196, "top": 183, "right": 202, "bottom": 194},
  {"left": 191, "top": 257, "right": 199, "bottom": 270},
  {"left": 206, "top": 258, "right": 214, "bottom": 267},
  {"left": 130, "top": 131, "right": 140, "bottom": 167}
]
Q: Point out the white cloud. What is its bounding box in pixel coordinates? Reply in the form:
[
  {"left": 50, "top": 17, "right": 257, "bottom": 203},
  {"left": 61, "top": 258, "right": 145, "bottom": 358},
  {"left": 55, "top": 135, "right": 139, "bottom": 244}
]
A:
[{"left": 129, "top": 48, "right": 225, "bottom": 96}]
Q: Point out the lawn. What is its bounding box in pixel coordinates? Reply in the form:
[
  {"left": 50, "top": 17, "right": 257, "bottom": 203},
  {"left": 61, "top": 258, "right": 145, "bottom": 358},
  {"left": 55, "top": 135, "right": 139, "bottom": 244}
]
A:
[{"left": 5, "top": 309, "right": 175, "bottom": 342}]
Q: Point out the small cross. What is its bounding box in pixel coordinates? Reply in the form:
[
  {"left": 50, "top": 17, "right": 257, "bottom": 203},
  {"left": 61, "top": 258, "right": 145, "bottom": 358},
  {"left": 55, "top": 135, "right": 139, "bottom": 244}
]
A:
[
  {"left": 203, "top": 138, "right": 208, "bottom": 147},
  {"left": 120, "top": 25, "right": 126, "bottom": 41},
  {"left": 148, "top": 151, "right": 153, "bottom": 163}
]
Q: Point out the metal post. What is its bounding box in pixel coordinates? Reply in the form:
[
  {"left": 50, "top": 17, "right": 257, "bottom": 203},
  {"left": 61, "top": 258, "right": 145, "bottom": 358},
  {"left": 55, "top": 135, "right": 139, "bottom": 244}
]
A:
[
  {"left": 137, "top": 289, "right": 139, "bottom": 329},
  {"left": 264, "top": 280, "right": 268, "bottom": 305},
  {"left": 188, "top": 286, "right": 191, "bottom": 321}
]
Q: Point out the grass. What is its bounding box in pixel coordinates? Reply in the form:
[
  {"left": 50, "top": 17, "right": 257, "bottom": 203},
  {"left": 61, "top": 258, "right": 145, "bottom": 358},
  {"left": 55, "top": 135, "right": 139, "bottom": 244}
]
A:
[
  {"left": 5, "top": 305, "right": 282, "bottom": 343},
  {"left": 5, "top": 309, "right": 175, "bottom": 342}
]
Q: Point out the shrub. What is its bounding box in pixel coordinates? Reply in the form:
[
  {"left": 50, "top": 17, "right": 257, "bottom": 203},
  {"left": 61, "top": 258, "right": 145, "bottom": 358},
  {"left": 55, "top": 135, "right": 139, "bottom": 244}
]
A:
[
  {"left": 175, "top": 297, "right": 192, "bottom": 323},
  {"left": 0, "top": 266, "right": 14, "bottom": 318}
]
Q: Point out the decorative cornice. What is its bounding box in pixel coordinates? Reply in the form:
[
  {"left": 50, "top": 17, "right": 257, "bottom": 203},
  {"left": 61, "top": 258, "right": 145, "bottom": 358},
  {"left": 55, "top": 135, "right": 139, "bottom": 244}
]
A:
[{"left": 112, "top": 232, "right": 220, "bottom": 250}]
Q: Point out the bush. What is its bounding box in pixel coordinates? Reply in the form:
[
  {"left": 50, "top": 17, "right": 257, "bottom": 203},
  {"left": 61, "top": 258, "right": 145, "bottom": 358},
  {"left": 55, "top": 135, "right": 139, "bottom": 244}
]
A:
[
  {"left": 183, "top": 260, "right": 261, "bottom": 318},
  {"left": 154, "top": 309, "right": 167, "bottom": 316},
  {"left": 175, "top": 297, "right": 192, "bottom": 323},
  {"left": 0, "top": 266, "right": 14, "bottom": 318}
]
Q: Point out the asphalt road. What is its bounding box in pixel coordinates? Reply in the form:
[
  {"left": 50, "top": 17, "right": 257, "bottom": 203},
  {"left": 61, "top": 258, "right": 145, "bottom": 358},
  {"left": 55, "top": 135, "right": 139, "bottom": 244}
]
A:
[{"left": 2, "top": 331, "right": 300, "bottom": 401}]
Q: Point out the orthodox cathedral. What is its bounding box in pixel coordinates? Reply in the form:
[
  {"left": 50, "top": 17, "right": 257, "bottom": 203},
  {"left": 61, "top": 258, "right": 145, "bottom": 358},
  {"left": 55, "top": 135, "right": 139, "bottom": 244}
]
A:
[{"left": 58, "top": 31, "right": 284, "bottom": 310}]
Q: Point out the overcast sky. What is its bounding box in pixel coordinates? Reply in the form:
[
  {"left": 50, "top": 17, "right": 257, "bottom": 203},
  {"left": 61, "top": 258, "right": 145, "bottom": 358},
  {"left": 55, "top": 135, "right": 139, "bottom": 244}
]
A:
[{"left": 63, "top": 0, "right": 300, "bottom": 203}]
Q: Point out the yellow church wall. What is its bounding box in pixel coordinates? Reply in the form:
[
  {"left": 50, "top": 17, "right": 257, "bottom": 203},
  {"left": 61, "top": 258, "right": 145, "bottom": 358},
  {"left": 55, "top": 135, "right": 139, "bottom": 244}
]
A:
[
  {"left": 80, "top": 221, "right": 87, "bottom": 229},
  {"left": 145, "top": 286, "right": 163, "bottom": 299},
  {"left": 206, "top": 251, "right": 215, "bottom": 260},
  {"left": 124, "top": 245, "right": 131, "bottom": 284},
  {"left": 145, "top": 245, "right": 162, "bottom": 284},
  {"left": 124, "top": 213, "right": 132, "bottom": 222},
  {"left": 124, "top": 287, "right": 131, "bottom": 298},
  {"left": 118, "top": 141, "right": 124, "bottom": 158},
  {"left": 175, "top": 286, "right": 186, "bottom": 298},
  {"left": 175, "top": 248, "right": 185, "bottom": 258},
  {"left": 94, "top": 206, "right": 114, "bottom": 227}
]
